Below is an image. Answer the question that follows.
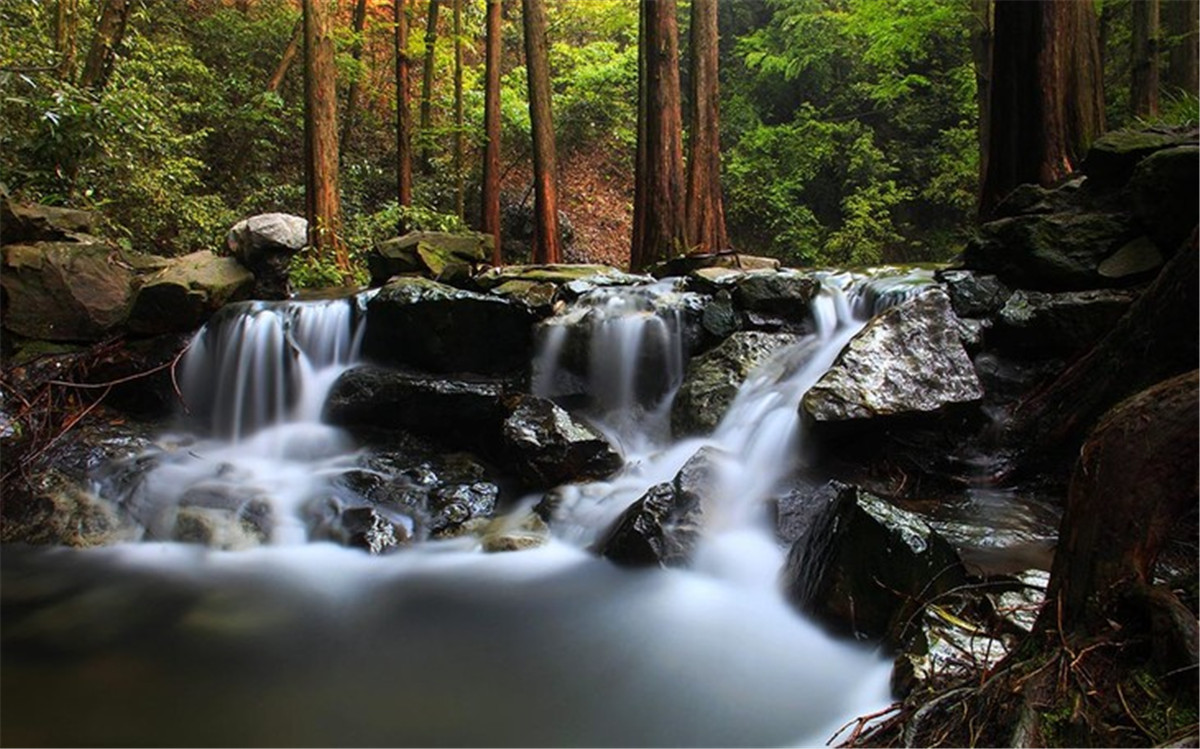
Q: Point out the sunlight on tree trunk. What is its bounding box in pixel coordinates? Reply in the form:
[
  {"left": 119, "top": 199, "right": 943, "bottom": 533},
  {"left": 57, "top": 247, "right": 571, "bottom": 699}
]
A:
[
  {"left": 303, "top": 0, "right": 349, "bottom": 280},
  {"left": 55, "top": 0, "right": 79, "bottom": 82},
  {"left": 80, "top": 0, "right": 131, "bottom": 91},
  {"left": 523, "top": 0, "right": 562, "bottom": 265}
]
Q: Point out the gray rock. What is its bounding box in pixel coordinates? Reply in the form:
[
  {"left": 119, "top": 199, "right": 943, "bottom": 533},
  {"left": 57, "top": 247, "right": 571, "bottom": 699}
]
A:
[
  {"left": 501, "top": 396, "right": 622, "bottom": 487},
  {"left": 803, "top": 288, "right": 983, "bottom": 421},
  {"left": 731, "top": 270, "right": 820, "bottom": 319},
  {"left": 361, "top": 276, "right": 538, "bottom": 374},
  {"left": 672, "top": 331, "right": 799, "bottom": 436},
  {"left": 993, "top": 288, "right": 1136, "bottom": 357},
  {"left": 936, "top": 269, "right": 1011, "bottom": 318},
  {"left": 127, "top": 250, "right": 255, "bottom": 335},
  {"left": 367, "top": 231, "right": 492, "bottom": 286},
  {"left": 1, "top": 240, "right": 135, "bottom": 341},
  {"left": 225, "top": 213, "right": 307, "bottom": 299},
  {"left": 1129, "top": 145, "right": 1200, "bottom": 253},
  {"left": 429, "top": 482, "right": 500, "bottom": 536},
  {"left": 171, "top": 505, "right": 270, "bottom": 550},
  {"left": 782, "top": 481, "right": 967, "bottom": 644},
  {"left": 1098, "top": 236, "right": 1164, "bottom": 280},
  {"left": 700, "top": 289, "right": 740, "bottom": 339},
  {"left": 1, "top": 195, "right": 99, "bottom": 244}
]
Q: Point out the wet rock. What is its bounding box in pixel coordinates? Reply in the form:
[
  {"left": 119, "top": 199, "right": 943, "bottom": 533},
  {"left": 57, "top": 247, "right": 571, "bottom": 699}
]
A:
[
  {"left": 1082, "top": 127, "right": 1198, "bottom": 188},
  {"left": 127, "top": 250, "right": 255, "bottom": 335},
  {"left": 1129, "top": 145, "right": 1200, "bottom": 253},
  {"left": 1, "top": 240, "right": 135, "bottom": 341},
  {"left": 428, "top": 481, "right": 500, "bottom": 536},
  {"left": 992, "top": 288, "right": 1137, "bottom": 357},
  {"left": 501, "top": 396, "right": 622, "bottom": 488},
  {"left": 367, "top": 231, "right": 492, "bottom": 286},
  {"left": 225, "top": 213, "right": 307, "bottom": 300},
  {"left": 310, "top": 504, "right": 411, "bottom": 554},
  {"left": 935, "top": 269, "right": 1011, "bottom": 318},
  {"left": 171, "top": 505, "right": 269, "bottom": 550},
  {"left": 648, "top": 252, "right": 780, "bottom": 278},
  {"left": 1, "top": 194, "right": 99, "bottom": 244},
  {"left": 323, "top": 365, "right": 516, "bottom": 449},
  {"left": 782, "top": 481, "right": 968, "bottom": 644},
  {"left": 478, "top": 512, "right": 551, "bottom": 552},
  {"left": 672, "top": 331, "right": 799, "bottom": 437},
  {"left": 803, "top": 288, "right": 982, "bottom": 422},
  {"left": 730, "top": 270, "right": 820, "bottom": 319},
  {"left": 0, "top": 469, "right": 130, "bottom": 547},
  {"left": 488, "top": 280, "right": 559, "bottom": 312},
  {"left": 593, "top": 447, "right": 718, "bottom": 568},
  {"left": 961, "top": 212, "right": 1135, "bottom": 291},
  {"left": 361, "top": 276, "right": 537, "bottom": 374},
  {"left": 699, "top": 289, "right": 740, "bottom": 339}
]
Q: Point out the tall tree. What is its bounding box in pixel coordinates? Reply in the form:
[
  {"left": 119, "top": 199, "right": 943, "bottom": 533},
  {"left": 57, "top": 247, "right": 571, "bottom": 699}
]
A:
[
  {"left": 419, "top": 0, "right": 440, "bottom": 173},
  {"left": 1131, "top": 0, "right": 1161, "bottom": 119},
  {"left": 267, "top": 19, "right": 303, "bottom": 94},
  {"left": 684, "top": 0, "right": 729, "bottom": 255},
  {"left": 979, "top": 0, "right": 1105, "bottom": 217},
  {"left": 55, "top": 0, "right": 79, "bottom": 82},
  {"left": 481, "top": 0, "right": 503, "bottom": 264},
  {"left": 303, "top": 0, "right": 349, "bottom": 279},
  {"left": 970, "top": 0, "right": 993, "bottom": 193},
  {"left": 79, "top": 0, "right": 132, "bottom": 90},
  {"left": 1165, "top": 0, "right": 1199, "bottom": 96},
  {"left": 522, "top": 0, "right": 562, "bottom": 264},
  {"left": 630, "top": 0, "right": 687, "bottom": 271},
  {"left": 395, "top": 0, "right": 414, "bottom": 211},
  {"left": 453, "top": 0, "right": 465, "bottom": 220},
  {"left": 340, "top": 0, "right": 371, "bottom": 156}
]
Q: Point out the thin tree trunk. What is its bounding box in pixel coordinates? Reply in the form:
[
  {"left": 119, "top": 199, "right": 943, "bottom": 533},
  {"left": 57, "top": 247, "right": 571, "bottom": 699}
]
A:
[
  {"left": 481, "top": 0, "right": 503, "bottom": 264},
  {"left": 304, "top": 0, "right": 349, "bottom": 278},
  {"left": 1131, "top": 0, "right": 1161, "bottom": 118},
  {"left": 979, "top": 0, "right": 1105, "bottom": 217},
  {"left": 340, "top": 0, "right": 370, "bottom": 157},
  {"left": 453, "top": 0, "right": 465, "bottom": 221},
  {"left": 969, "top": 0, "right": 993, "bottom": 195},
  {"left": 419, "top": 0, "right": 440, "bottom": 174},
  {"left": 1165, "top": 0, "right": 1199, "bottom": 95},
  {"left": 630, "top": 0, "right": 687, "bottom": 272},
  {"left": 55, "top": 0, "right": 79, "bottom": 82},
  {"left": 631, "top": 3, "right": 648, "bottom": 272},
  {"left": 267, "top": 19, "right": 304, "bottom": 93},
  {"left": 684, "top": 0, "right": 729, "bottom": 255},
  {"left": 79, "top": 0, "right": 131, "bottom": 91},
  {"left": 522, "top": 0, "right": 562, "bottom": 264},
  {"left": 396, "top": 0, "right": 414, "bottom": 212}
]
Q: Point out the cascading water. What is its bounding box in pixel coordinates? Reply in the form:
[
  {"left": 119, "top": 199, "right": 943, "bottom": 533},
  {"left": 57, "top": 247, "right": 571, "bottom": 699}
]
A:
[{"left": 1, "top": 271, "right": 939, "bottom": 747}]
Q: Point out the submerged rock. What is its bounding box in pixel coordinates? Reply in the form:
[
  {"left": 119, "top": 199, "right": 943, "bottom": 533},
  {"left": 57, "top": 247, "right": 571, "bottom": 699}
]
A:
[
  {"left": 671, "top": 331, "right": 799, "bottom": 436},
  {"left": 501, "top": 396, "right": 622, "bottom": 488},
  {"left": 225, "top": 213, "right": 307, "bottom": 300},
  {"left": 361, "top": 276, "right": 538, "bottom": 375},
  {"left": 782, "top": 481, "right": 967, "bottom": 645},
  {"left": 803, "top": 288, "right": 982, "bottom": 422}
]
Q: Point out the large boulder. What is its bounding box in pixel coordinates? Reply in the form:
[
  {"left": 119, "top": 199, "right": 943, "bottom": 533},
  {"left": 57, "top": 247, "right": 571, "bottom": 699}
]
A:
[
  {"left": 1129, "top": 145, "right": 1200, "bottom": 254},
  {"left": 361, "top": 276, "right": 538, "bottom": 375},
  {"left": 1082, "top": 127, "right": 1199, "bottom": 188},
  {"left": 935, "top": 269, "right": 1012, "bottom": 318},
  {"left": 730, "top": 270, "right": 820, "bottom": 319},
  {"left": 671, "top": 331, "right": 799, "bottom": 437},
  {"left": 1, "top": 240, "right": 135, "bottom": 341},
  {"left": 782, "top": 481, "right": 967, "bottom": 645},
  {"left": 648, "top": 252, "right": 780, "bottom": 278},
  {"left": 802, "top": 288, "right": 983, "bottom": 422},
  {"left": 1, "top": 194, "right": 99, "bottom": 244},
  {"left": 991, "top": 288, "right": 1137, "bottom": 358},
  {"left": 225, "top": 213, "right": 307, "bottom": 299},
  {"left": 127, "top": 250, "right": 255, "bottom": 335},
  {"left": 501, "top": 396, "right": 622, "bottom": 488},
  {"left": 367, "top": 231, "right": 492, "bottom": 286}
]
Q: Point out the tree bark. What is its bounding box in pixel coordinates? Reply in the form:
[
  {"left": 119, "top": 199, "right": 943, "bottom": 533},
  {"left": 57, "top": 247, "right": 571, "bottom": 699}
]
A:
[
  {"left": 481, "top": 0, "right": 503, "bottom": 264},
  {"left": 79, "top": 0, "right": 132, "bottom": 91},
  {"left": 419, "top": 0, "right": 440, "bottom": 174},
  {"left": 55, "top": 0, "right": 79, "bottom": 82},
  {"left": 304, "top": 0, "right": 349, "bottom": 279},
  {"left": 969, "top": 0, "right": 992, "bottom": 194},
  {"left": 522, "top": 0, "right": 562, "bottom": 265},
  {"left": 979, "top": 0, "right": 1106, "bottom": 218},
  {"left": 395, "top": 0, "right": 413, "bottom": 211},
  {"left": 453, "top": 0, "right": 465, "bottom": 221},
  {"left": 684, "top": 0, "right": 729, "bottom": 255},
  {"left": 1131, "top": 0, "right": 1161, "bottom": 119},
  {"left": 630, "top": 0, "right": 687, "bottom": 272},
  {"left": 267, "top": 19, "right": 304, "bottom": 94},
  {"left": 340, "top": 0, "right": 371, "bottom": 158},
  {"left": 1165, "top": 0, "right": 1199, "bottom": 96}
]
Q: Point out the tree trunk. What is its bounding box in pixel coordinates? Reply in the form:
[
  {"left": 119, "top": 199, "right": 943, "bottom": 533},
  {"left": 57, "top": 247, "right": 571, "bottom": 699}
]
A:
[
  {"left": 1131, "top": 0, "right": 1161, "bottom": 119},
  {"left": 969, "top": 0, "right": 993, "bottom": 194},
  {"left": 684, "top": 0, "right": 729, "bottom": 255},
  {"left": 55, "top": 0, "right": 79, "bottom": 82},
  {"left": 79, "top": 0, "right": 132, "bottom": 91},
  {"left": 303, "top": 0, "right": 349, "bottom": 279},
  {"left": 453, "top": 0, "right": 465, "bottom": 221},
  {"left": 979, "top": 0, "right": 1106, "bottom": 218},
  {"left": 340, "top": 0, "right": 371, "bottom": 158},
  {"left": 522, "top": 0, "right": 562, "bottom": 265},
  {"left": 395, "top": 0, "right": 413, "bottom": 211},
  {"left": 630, "top": 0, "right": 687, "bottom": 272},
  {"left": 267, "top": 19, "right": 304, "bottom": 93},
  {"left": 419, "top": 0, "right": 440, "bottom": 174},
  {"left": 481, "top": 0, "right": 503, "bottom": 264},
  {"left": 1165, "top": 0, "right": 1199, "bottom": 96}
]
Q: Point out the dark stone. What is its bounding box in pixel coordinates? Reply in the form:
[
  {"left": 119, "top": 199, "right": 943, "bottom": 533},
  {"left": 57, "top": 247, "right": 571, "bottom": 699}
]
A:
[
  {"left": 501, "top": 396, "right": 622, "bottom": 488},
  {"left": 361, "top": 276, "right": 537, "bottom": 375},
  {"left": 428, "top": 482, "right": 500, "bottom": 535},
  {"left": 990, "top": 177, "right": 1086, "bottom": 218},
  {"left": 782, "top": 481, "right": 968, "bottom": 646},
  {"left": 935, "top": 269, "right": 1012, "bottom": 318},
  {"left": 127, "top": 250, "right": 254, "bottom": 335},
  {"left": 1129, "top": 145, "right": 1200, "bottom": 254},
  {"left": 1082, "top": 127, "right": 1199, "bottom": 188},
  {"left": 1, "top": 194, "right": 99, "bottom": 244},
  {"left": 700, "top": 289, "right": 740, "bottom": 339},
  {"left": 367, "top": 231, "right": 493, "bottom": 286},
  {"left": 647, "top": 252, "right": 780, "bottom": 278},
  {"left": 991, "top": 288, "right": 1137, "bottom": 358},
  {"left": 730, "top": 271, "right": 820, "bottom": 318}
]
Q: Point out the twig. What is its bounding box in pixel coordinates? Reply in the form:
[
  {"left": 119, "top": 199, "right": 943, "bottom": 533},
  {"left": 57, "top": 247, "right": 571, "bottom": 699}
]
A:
[
  {"left": 1117, "top": 682, "right": 1157, "bottom": 742},
  {"left": 828, "top": 702, "right": 901, "bottom": 746}
]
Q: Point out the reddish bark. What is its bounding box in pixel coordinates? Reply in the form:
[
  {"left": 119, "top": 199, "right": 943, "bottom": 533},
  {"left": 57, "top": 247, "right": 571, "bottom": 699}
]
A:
[
  {"left": 522, "top": 0, "right": 562, "bottom": 264},
  {"left": 395, "top": 0, "right": 413, "bottom": 210},
  {"left": 481, "top": 0, "right": 503, "bottom": 264},
  {"left": 303, "top": 0, "right": 349, "bottom": 278},
  {"left": 684, "top": 0, "right": 729, "bottom": 255},
  {"left": 267, "top": 19, "right": 303, "bottom": 94}
]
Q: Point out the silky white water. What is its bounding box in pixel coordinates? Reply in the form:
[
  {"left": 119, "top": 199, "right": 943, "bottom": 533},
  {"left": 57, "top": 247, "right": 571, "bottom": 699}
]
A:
[{"left": 1, "top": 271, "right": 936, "bottom": 747}]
